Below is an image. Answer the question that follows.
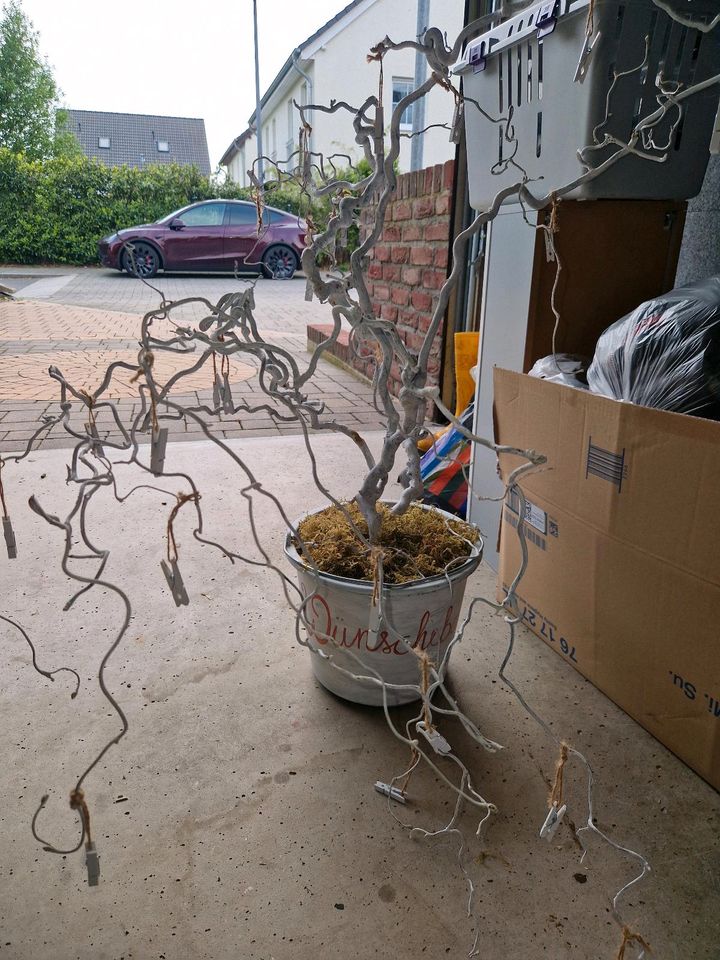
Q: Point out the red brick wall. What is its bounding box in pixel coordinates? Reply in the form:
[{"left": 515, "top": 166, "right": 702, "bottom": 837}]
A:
[{"left": 357, "top": 159, "right": 454, "bottom": 396}]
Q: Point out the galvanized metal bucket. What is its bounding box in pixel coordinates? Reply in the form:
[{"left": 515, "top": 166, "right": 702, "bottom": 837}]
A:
[{"left": 284, "top": 504, "right": 482, "bottom": 706}]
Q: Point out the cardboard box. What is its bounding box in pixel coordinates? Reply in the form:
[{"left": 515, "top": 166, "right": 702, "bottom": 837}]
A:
[{"left": 494, "top": 367, "right": 720, "bottom": 791}]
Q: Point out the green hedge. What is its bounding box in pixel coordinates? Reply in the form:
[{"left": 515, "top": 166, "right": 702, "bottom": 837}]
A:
[
  {"left": 0, "top": 149, "right": 368, "bottom": 266},
  {"left": 0, "top": 150, "right": 254, "bottom": 264}
]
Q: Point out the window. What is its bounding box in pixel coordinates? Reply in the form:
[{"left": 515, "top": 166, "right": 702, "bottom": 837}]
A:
[
  {"left": 392, "top": 78, "right": 414, "bottom": 128},
  {"left": 226, "top": 203, "right": 256, "bottom": 226},
  {"left": 98, "top": 137, "right": 110, "bottom": 149},
  {"left": 157, "top": 140, "right": 169, "bottom": 152},
  {"left": 178, "top": 203, "right": 226, "bottom": 227}
]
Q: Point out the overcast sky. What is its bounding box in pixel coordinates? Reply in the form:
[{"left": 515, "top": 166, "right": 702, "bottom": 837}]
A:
[{"left": 20, "top": 0, "right": 346, "bottom": 169}]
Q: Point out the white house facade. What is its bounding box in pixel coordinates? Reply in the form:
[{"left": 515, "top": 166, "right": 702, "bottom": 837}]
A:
[{"left": 221, "top": 0, "right": 464, "bottom": 185}]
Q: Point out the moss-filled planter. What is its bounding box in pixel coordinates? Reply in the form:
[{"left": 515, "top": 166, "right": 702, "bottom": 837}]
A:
[{"left": 284, "top": 503, "right": 482, "bottom": 705}]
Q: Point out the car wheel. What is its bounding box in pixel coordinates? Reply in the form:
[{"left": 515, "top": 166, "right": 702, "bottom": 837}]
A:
[
  {"left": 262, "top": 244, "right": 297, "bottom": 280},
  {"left": 121, "top": 241, "right": 161, "bottom": 279}
]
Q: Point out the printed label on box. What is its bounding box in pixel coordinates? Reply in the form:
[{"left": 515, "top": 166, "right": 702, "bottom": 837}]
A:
[
  {"left": 502, "top": 586, "right": 578, "bottom": 663},
  {"left": 585, "top": 436, "right": 628, "bottom": 492},
  {"left": 506, "top": 489, "right": 547, "bottom": 534},
  {"left": 503, "top": 509, "right": 547, "bottom": 551},
  {"left": 525, "top": 500, "right": 547, "bottom": 534}
]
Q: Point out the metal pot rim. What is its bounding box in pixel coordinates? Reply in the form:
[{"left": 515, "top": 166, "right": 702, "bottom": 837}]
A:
[{"left": 284, "top": 501, "right": 483, "bottom": 593}]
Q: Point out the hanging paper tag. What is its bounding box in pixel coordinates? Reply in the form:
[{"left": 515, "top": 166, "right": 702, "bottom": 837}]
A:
[
  {"left": 150, "top": 427, "right": 168, "bottom": 476},
  {"left": 222, "top": 373, "right": 234, "bottom": 414},
  {"left": 3, "top": 515, "right": 17, "bottom": 559},
  {"left": 84, "top": 422, "right": 105, "bottom": 458},
  {"left": 213, "top": 374, "right": 223, "bottom": 409},
  {"left": 85, "top": 841, "right": 100, "bottom": 886}
]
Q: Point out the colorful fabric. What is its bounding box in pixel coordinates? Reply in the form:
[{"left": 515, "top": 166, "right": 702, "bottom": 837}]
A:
[{"left": 419, "top": 402, "right": 474, "bottom": 517}]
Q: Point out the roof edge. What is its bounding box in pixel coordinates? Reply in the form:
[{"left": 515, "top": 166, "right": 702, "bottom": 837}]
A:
[
  {"left": 220, "top": 126, "right": 256, "bottom": 166},
  {"left": 66, "top": 108, "right": 207, "bottom": 123},
  {"left": 247, "top": 0, "right": 373, "bottom": 126}
]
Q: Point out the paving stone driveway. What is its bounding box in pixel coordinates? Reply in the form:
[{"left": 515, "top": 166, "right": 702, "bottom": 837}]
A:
[{"left": 0, "top": 267, "right": 383, "bottom": 454}]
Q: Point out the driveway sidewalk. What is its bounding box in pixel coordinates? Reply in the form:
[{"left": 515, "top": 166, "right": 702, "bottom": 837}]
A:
[{"left": 0, "top": 269, "right": 384, "bottom": 453}]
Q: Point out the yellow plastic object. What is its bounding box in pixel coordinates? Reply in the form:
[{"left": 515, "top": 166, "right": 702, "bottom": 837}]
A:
[
  {"left": 418, "top": 332, "right": 480, "bottom": 453},
  {"left": 453, "top": 331, "right": 480, "bottom": 414}
]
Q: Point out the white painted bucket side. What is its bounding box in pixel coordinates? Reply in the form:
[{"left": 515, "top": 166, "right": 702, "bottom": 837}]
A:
[{"left": 285, "top": 506, "right": 482, "bottom": 706}]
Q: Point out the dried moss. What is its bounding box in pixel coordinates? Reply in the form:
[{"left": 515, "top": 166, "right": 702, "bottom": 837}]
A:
[{"left": 295, "top": 502, "right": 480, "bottom": 584}]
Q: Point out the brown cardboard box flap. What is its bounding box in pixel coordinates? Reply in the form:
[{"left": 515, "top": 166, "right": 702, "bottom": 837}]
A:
[{"left": 494, "top": 368, "right": 720, "bottom": 585}]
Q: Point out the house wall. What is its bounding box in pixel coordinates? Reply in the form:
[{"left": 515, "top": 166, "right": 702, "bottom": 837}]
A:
[
  {"left": 306, "top": 0, "right": 463, "bottom": 173},
  {"left": 306, "top": 158, "right": 455, "bottom": 397},
  {"left": 263, "top": 69, "right": 307, "bottom": 169},
  {"left": 226, "top": 150, "right": 247, "bottom": 185},
  {"left": 224, "top": 0, "right": 463, "bottom": 184}
]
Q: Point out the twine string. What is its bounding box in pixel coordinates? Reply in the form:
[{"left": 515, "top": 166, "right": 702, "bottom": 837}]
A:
[
  {"left": 398, "top": 745, "right": 419, "bottom": 794},
  {"left": 166, "top": 491, "right": 200, "bottom": 564},
  {"left": 254, "top": 183, "right": 265, "bottom": 234},
  {"left": 615, "top": 925, "right": 651, "bottom": 960},
  {"left": 549, "top": 192, "right": 561, "bottom": 235},
  {"left": 586, "top": 0, "right": 596, "bottom": 37},
  {"left": 420, "top": 652, "right": 432, "bottom": 731},
  {"left": 548, "top": 741, "right": 569, "bottom": 809},
  {"left": 130, "top": 350, "right": 159, "bottom": 432},
  {"left": 370, "top": 546, "right": 384, "bottom": 606},
  {"left": 69, "top": 788, "right": 91, "bottom": 846},
  {"left": 79, "top": 390, "right": 96, "bottom": 433}
]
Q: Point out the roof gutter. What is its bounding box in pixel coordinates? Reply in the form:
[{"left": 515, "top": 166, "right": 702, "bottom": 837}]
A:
[{"left": 291, "top": 51, "right": 314, "bottom": 158}]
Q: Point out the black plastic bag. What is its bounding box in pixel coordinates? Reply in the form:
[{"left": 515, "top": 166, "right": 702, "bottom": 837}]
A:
[{"left": 587, "top": 276, "right": 720, "bottom": 418}]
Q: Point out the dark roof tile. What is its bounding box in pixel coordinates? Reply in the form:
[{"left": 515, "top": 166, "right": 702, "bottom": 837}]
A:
[{"left": 64, "top": 110, "right": 211, "bottom": 174}]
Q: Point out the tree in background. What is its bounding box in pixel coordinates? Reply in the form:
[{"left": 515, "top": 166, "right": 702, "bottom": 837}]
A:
[
  {"left": 0, "top": 0, "right": 60, "bottom": 159},
  {"left": 52, "top": 108, "right": 83, "bottom": 158}
]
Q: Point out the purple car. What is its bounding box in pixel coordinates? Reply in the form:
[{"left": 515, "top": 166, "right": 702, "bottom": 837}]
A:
[{"left": 98, "top": 199, "right": 307, "bottom": 279}]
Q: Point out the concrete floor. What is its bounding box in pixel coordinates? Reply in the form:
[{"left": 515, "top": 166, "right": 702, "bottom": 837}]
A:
[{"left": 1, "top": 433, "right": 719, "bottom": 960}]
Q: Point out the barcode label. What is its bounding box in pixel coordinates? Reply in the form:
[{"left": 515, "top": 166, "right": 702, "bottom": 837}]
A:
[
  {"left": 503, "top": 509, "right": 547, "bottom": 551},
  {"left": 525, "top": 527, "right": 547, "bottom": 550},
  {"left": 506, "top": 488, "right": 547, "bottom": 534},
  {"left": 585, "top": 437, "right": 627, "bottom": 492}
]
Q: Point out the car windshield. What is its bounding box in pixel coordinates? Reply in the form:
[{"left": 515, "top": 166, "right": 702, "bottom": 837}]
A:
[{"left": 156, "top": 206, "right": 191, "bottom": 224}]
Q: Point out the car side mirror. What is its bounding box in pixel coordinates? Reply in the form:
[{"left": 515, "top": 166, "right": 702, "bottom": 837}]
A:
[{"left": 169, "top": 218, "right": 185, "bottom": 231}]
